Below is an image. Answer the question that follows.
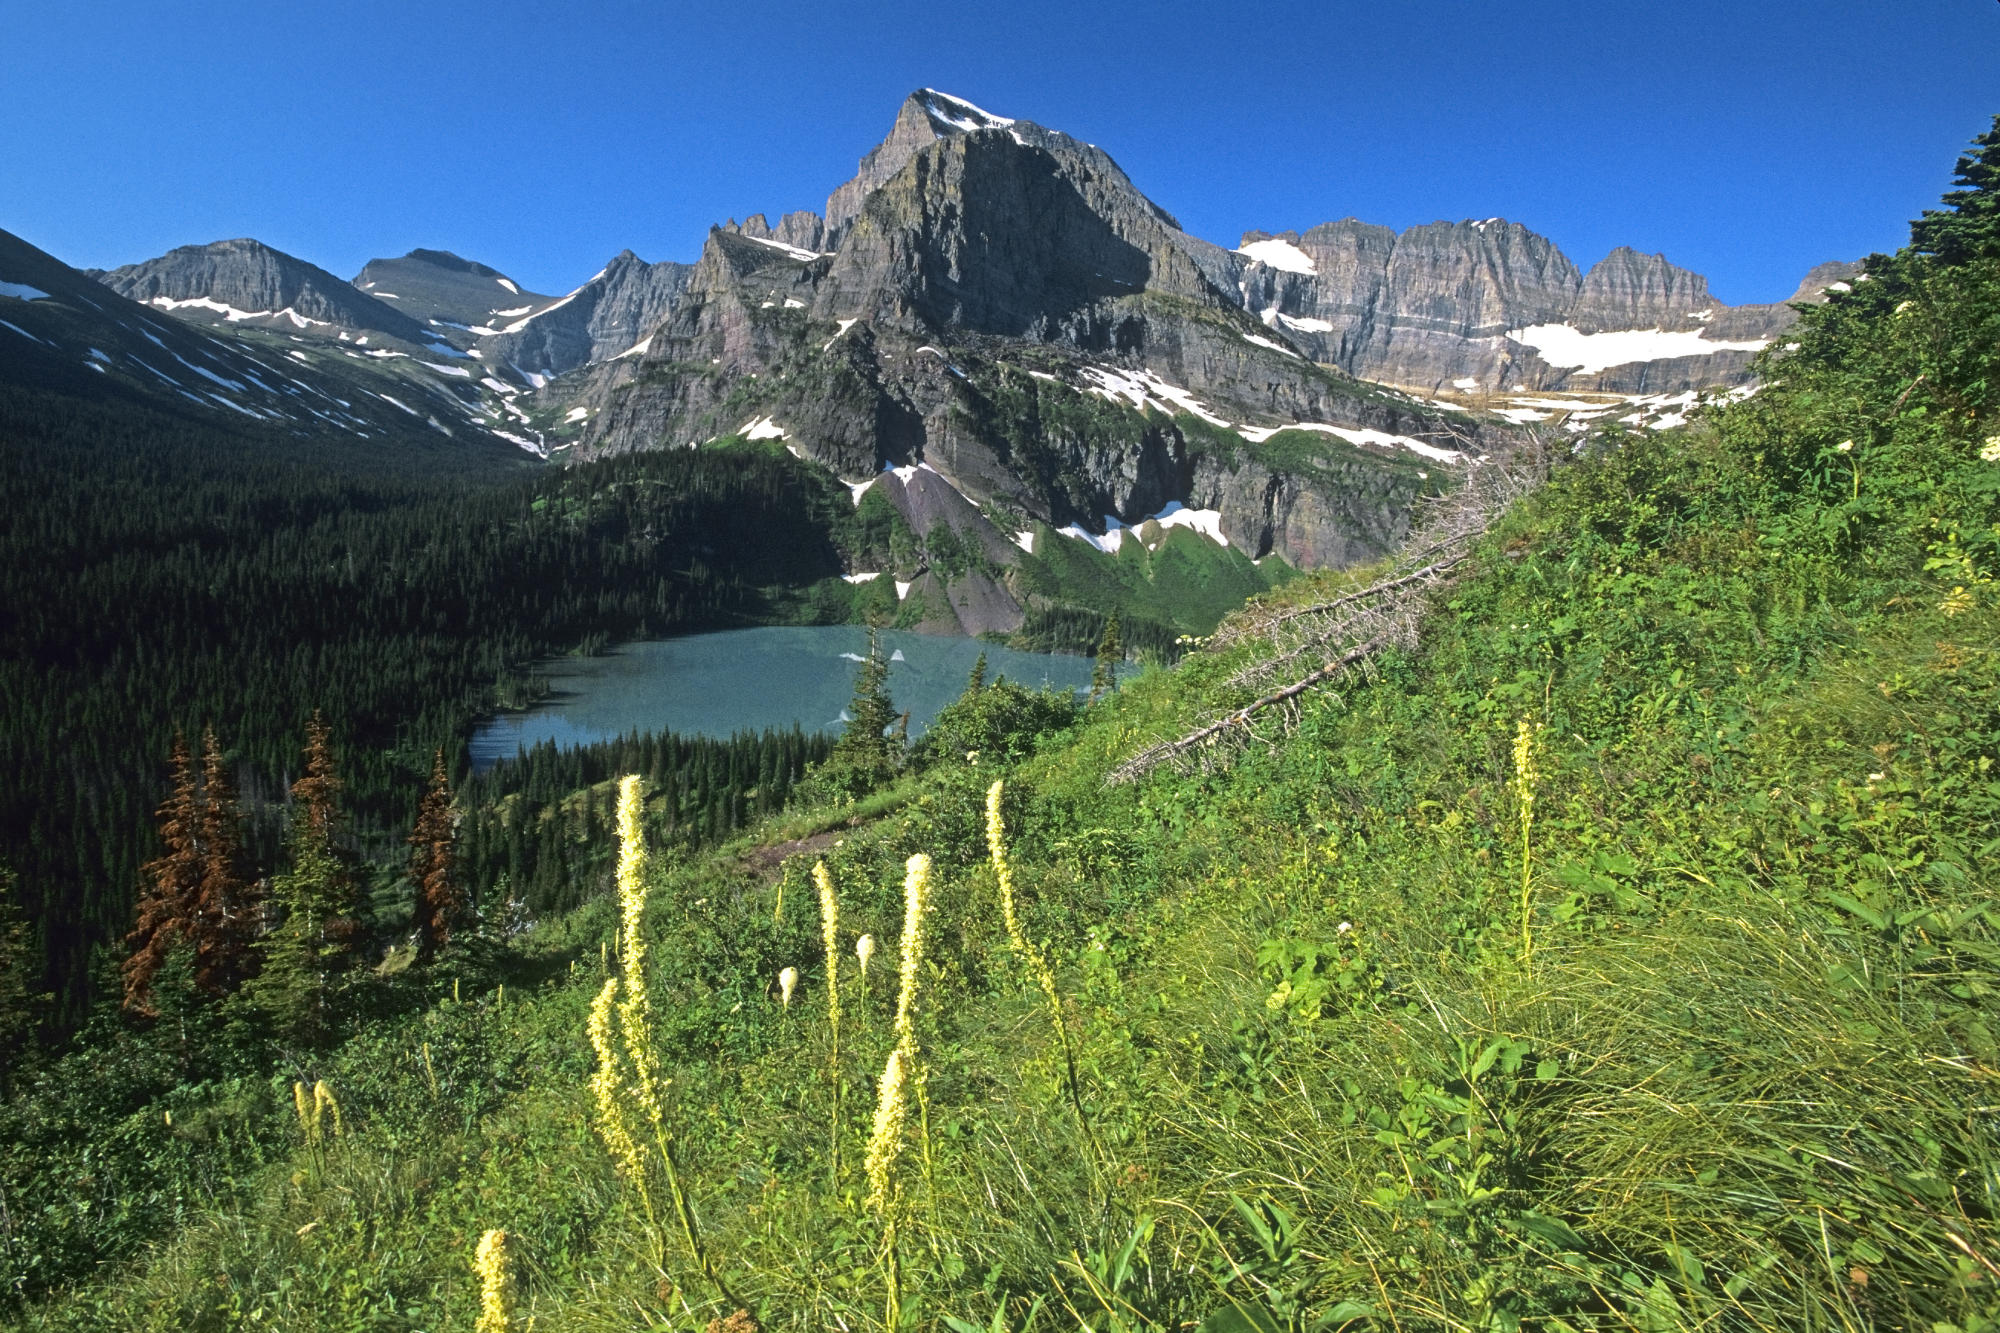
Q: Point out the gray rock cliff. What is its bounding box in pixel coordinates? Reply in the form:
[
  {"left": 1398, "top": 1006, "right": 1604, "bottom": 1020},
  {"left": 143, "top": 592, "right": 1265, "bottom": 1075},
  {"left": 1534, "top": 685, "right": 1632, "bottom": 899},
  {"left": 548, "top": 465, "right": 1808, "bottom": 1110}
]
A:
[{"left": 95, "top": 238, "right": 431, "bottom": 343}]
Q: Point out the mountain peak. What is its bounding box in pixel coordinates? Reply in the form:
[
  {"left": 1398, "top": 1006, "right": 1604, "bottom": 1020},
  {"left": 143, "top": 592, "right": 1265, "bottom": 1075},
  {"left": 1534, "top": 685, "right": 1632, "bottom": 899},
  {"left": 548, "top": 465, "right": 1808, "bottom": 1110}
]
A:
[
  {"left": 96, "top": 237, "right": 428, "bottom": 341},
  {"left": 399, "top": 249, "right": 503, "bottom": 277},
  {"left": 912, "top": 88, "right": 1016, "bottom": 135}
]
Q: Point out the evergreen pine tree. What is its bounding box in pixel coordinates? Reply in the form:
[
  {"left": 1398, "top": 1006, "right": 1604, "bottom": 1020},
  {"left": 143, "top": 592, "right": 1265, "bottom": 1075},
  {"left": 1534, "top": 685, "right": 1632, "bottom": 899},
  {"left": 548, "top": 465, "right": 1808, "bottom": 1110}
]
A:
[
  {"left": 193, "top": 726, "right": 254, "bottom": 995},
  {"left": 410, "top": 749, "right": 463, "bottom": 961},
  {"left": 966, "top": 650, "right": 988, "bottom": 695},
  {"left": 0, "top": 865, "right": 46, "bottom": 1095},
  {"left": 123, "top": 732, "right": 200, "bottom": 1015},
  {"left": 1090, "top": 612, "right": 1123, "bottom": 703},
  {"left": 812, "top": 630, "right": 902, "bottom": 798},
  {"left": 249, "top": 714, "right": 362, "bottom": 1044},
  {"left": 842, "top": 628, "right": 899, "bottom": 754},
  {"left": 1911, "top": 115, "right": 2000, "bottom": 265}
]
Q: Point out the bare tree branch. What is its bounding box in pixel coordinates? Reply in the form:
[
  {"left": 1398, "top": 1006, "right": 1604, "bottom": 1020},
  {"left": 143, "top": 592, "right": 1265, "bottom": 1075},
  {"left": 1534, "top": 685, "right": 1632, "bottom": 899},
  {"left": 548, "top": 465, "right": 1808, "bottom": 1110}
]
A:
[{"left": 1107, "top": 445, "right": 1546, "bottom": 786}]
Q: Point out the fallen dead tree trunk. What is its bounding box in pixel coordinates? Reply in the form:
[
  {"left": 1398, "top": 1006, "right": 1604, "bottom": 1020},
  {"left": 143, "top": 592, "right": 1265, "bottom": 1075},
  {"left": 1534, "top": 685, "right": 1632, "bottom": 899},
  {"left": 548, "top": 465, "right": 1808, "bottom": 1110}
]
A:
[{"left": 1108, "top": 452, "right": 1542, "bottom": 786}]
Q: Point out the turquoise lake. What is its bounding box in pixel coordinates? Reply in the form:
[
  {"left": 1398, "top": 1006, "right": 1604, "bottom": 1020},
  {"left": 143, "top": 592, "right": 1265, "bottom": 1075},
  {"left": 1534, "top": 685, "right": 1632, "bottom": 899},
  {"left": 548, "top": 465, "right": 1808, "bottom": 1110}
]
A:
[{"left": 469, "top": 626, "right": 1105, "bottom": 771}]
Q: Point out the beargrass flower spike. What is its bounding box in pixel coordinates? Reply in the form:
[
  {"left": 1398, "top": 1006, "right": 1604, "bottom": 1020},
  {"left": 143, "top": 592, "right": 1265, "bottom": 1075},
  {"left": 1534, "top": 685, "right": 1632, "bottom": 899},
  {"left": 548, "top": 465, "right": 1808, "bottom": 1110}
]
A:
[
  {"left": 473, "top": 1228, "right": 515, "bottom": 1333},
  {"left": 986, "top": 779, "right": 1097, "bottom": 1160},
  {"left": 587, "top": 977, "right": 648, "bottom": 1190},
  {"left": 590, "top": 774, "right": 744, "bottom": 1310},
  {"left": 814, "top": 860, "right": 844, "bottom": 1180},
  {"left": 892, "top": 854, "right": 931, "bottom": 1056},
  {"left": 312, "top": 1080, "right": 343, "bottom": 1138},
  {"left": 864, "top": 1046, "right": 911, "bottom": 1331}
]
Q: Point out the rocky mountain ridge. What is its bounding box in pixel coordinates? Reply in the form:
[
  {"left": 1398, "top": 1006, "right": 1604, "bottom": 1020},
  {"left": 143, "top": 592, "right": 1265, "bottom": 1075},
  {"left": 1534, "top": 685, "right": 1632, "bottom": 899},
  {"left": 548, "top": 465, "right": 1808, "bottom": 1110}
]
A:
[
  {"left": 0, "top": 227, "right": 530, "bottom": 459},
  {"left": 35, "top": 86, "right": 1855, "bottom": 626},
  {"left": 1232, "top": 221, "right": 1857, "bottom": 394},
  {"left": 93, "top": 238, "right": 437, "bottom": 346},
  {"left": 539, "top": 89, "right": 1494, "bottom": 627}
]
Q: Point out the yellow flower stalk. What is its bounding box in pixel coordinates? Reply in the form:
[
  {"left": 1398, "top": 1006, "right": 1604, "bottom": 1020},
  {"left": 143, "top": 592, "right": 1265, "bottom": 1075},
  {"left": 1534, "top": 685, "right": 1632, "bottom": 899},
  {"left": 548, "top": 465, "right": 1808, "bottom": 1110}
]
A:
[
  {"left": 587, "top": 977, "right": 647, "bottom": 1190},
  {"left": 864, "top": 1046, "right": 911, "bottom": 1332},
  {"left": 312, "top": 1080, "right": 343, "bottom": 1139},
  {"left": 779, "top": 966, "right": 799, "bottom": 1008},
  {"left": 892, "top": 854, "right": 932, "bottom": 1057},
  {"left": 986, "top": 779, "right": 1095, "bottom": 1157},
  {"left": 814, "top": 862, "right": 841, "bottom": 1029},
  {"left": 889, "top": 853, "right": 939, "bottom": 1210},
  {"left": 584, "top": 774, "right": 743, "bottom": 1312},
  {"left": 1514, "top": 719, "right": 1539, "bottom": 965},
  {"left": 293, "top": 1080, "right": 313, "bottom": 1143},
  {"left": 856, "top": 933, "right": 875, "bottom": 983},
  {"left": 864, "top": 1046, "right": 910, "bottom": 1212},
  {"left": 473, "top": 1227, "right": 515, "bottom": 1333},
  {"left": 815, "top": 860, "right": 844, "bottom": 1180},
  {"left": 612, "top": 776, "right": 668, "bottom": 1136}
]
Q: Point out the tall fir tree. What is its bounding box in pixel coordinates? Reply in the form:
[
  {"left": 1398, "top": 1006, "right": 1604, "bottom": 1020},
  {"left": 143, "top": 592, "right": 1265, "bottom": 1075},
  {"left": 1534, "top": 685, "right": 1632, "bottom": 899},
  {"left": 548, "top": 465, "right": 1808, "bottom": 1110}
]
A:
[
  {"left": 814, "top": 629, "right": 902, "bottom": 798},
  {"left": 1090, "top": 612, "right": 1123, "bottom": 704},
  {"left": 842, "top": 628, "right": 899, "bottom": 753},
  {"left": 123, "top": 732, "right": 200, "bottom": 1015},
  {"left": 966, "top": 650, "right": 988, "bottom": 695},
  {"left": 1911, "top": 115, "right": 2000, "bottom": 265},
  {"left": 192, "top": 726, "right": 254, "bottom": 995},
  {"left": 410, "top": 749, "right": 463, "bottom": 961},
  {"left": 250, "top": 714, "right": 362, "bottom": 1044}
]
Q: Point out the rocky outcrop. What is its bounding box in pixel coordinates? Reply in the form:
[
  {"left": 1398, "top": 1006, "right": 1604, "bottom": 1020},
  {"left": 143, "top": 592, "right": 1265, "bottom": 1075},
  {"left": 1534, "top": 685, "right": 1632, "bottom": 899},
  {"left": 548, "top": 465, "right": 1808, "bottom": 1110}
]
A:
[
  {"left": 1230, "top": 221, "right": 1852, "bottom": 393},
  {"left": 7, "top": 227, "right": 526, "bottom": 456},
  {"left": 350, "top": 249, "right": 556, "bottom": 332},
  {"left": 95, "top": 238, "right": 431, "bottom": 342},
  {"left": 478, "top": 250, "right": 693, "bottom": 378},
  {"left": 728, "top": 212, "right": 828, "bottom": 254},
  {"left": 563, "top": 89, "right": 1488, "bottom": 578}
]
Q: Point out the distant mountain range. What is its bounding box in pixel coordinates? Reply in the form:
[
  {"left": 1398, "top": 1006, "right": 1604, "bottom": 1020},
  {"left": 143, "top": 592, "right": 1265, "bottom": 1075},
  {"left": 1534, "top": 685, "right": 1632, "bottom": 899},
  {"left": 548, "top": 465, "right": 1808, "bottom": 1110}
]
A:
[{"left": 1, "top": 87, "right": 1856, "bottom": 594}]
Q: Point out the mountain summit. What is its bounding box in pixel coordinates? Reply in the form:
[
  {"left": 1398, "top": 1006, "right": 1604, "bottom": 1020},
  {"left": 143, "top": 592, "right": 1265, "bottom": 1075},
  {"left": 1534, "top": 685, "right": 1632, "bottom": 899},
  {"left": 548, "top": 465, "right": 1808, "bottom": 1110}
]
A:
[{"left": 95, "top": 238, "right": 431, "bottom": 344}]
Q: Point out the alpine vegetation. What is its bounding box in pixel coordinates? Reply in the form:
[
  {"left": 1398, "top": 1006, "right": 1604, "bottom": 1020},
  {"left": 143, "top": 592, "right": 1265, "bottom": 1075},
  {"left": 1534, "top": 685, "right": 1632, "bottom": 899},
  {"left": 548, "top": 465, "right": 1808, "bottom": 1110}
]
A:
[{"left": 5, "top": 98, "right": 2000, "bottom": 1333}]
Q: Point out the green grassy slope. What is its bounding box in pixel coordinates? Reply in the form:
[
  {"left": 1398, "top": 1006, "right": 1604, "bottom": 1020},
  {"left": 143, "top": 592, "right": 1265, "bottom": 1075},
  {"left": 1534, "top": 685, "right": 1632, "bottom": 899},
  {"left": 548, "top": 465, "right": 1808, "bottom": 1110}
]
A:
[{"left": 9, "top": 128, "right": 2000, "bottom": 1332}]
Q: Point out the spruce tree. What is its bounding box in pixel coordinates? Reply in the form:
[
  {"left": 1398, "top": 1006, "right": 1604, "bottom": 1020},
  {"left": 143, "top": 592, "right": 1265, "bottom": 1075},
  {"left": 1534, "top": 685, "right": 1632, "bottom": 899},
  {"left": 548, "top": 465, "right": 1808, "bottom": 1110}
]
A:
[
  {"left": 966, "top": 651, "right": 988, "bottom": 695},
  {"left": 250, "top": 714, "right": 362, "bottom": 1044},
  {"left": 410, "top": 749, "right": 463, "bottom": 961},
  {"left": 193, "top": 726, "right": 254, "bottom": 995},
  {"left": 842, "top": 628, "right": 899, "bottom": 755},
  {"left": 1090, "top": 612, "right": 1123, "bottom": 704},
  {"left": 1911, "top": 115, "right": 2000, "bottom": 265},
  {"left": 814, "top": 630, "right": 902, "bottom": 798},
  {"left": 123, "top": 732, "right": 200, "bottom": 1015}
]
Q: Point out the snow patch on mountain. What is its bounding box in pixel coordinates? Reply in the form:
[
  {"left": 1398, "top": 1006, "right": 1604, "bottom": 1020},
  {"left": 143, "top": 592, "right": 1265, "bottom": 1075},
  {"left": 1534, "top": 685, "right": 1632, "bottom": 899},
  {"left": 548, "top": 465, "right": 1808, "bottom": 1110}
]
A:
[
  {"left": 1079, "top": 365, "right": 1229, "bottom": 427},
  {"left": 1235, "top": 238, "right": 1317, "bottom": 274},
  {"left": 1238, "top": 421, "right": 1459, "bottom": 463},
  {"left": 1507, "top": 323, "right": 1771, "bottom": 375},
  {"left": 1241, "top": 332, "right": 1301, "bottom": 358},
  {"left": 741, "top": 234, "right": 826, "bottom": 263},
  {"left": 918, "top": 89, "right": 1016, "bottom": 132}
]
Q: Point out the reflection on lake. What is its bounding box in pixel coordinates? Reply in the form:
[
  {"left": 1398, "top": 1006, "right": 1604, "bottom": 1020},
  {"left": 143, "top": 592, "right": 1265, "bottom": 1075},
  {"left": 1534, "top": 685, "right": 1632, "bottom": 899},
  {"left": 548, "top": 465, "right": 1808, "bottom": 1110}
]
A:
[{"left": 470, "top": 626, "right": 1105, "bottom": 772}]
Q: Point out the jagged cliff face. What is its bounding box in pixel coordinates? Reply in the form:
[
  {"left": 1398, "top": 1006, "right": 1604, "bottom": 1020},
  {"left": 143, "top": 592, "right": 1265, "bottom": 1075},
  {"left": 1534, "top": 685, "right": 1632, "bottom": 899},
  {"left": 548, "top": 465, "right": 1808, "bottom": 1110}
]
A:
[
  {"left": 475, "top": 250, "right": 693, "bottom": 379},
  {"left": 1233, "top": 223, "right": 1856, "bottom": 394},
  {"left": 345, "top": 248, "right": 692, "bottom": 383},
  {"left": 96, "top": 238, "right": 433, "bottom": 342},
  {"left": 564, "top": 91, "right": 1488, "bottom": 582}
]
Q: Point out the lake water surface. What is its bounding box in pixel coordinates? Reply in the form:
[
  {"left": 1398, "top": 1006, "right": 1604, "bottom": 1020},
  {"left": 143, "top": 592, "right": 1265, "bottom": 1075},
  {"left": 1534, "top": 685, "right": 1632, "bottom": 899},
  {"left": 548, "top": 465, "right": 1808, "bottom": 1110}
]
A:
[{"left": 469, "top": 626, "right": 1104, "bottom": 771}]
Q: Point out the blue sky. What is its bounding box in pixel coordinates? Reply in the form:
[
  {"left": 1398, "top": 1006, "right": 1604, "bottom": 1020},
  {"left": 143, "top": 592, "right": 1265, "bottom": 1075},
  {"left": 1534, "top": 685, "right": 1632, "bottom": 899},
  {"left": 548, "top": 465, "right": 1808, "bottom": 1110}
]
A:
[{"left": 2, "top": 0, "right": 1994, "bottom": 304}]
